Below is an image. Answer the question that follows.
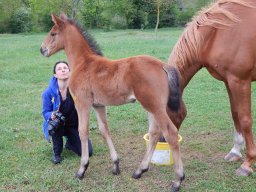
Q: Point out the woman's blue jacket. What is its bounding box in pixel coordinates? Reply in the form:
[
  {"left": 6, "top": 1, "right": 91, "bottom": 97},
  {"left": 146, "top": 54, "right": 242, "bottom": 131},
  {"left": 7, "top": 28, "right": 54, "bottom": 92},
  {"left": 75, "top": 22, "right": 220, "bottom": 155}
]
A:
[{"left": 42, "top": 77, "right": 60, "bottom": 142}]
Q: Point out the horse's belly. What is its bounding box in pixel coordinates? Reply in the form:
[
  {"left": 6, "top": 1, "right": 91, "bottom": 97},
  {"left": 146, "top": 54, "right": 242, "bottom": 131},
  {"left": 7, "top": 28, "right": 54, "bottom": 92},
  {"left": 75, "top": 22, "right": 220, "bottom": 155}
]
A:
[
  {"left": 206, "top": 66, "right": 224, "bottom": 81},
  {"left": 251, "top": 67, "right": 256, "bottom": 81}
]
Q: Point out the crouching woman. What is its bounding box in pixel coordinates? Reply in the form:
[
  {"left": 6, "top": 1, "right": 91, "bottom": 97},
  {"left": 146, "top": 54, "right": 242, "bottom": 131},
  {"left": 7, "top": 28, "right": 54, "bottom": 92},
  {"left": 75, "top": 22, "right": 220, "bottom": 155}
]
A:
[{"left": 42, "top": 61, "right": 93, "bottom": 164}]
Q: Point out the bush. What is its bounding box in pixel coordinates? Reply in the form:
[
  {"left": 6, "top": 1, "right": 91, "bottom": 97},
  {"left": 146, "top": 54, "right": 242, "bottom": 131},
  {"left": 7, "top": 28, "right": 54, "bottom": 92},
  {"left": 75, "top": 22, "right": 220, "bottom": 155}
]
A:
[
  {"left": 127, "top": 10, "right": 147, "bottom": 29},
  {"left": 39, "top": 13, "right": 55, "bottom": 32},
  {"left": 175, "top": 9, "right": 195, "bottom": 26},
  {"left": 0, "top": 20, "right": 9, "bottom": 33},
  {"left": 9, "top": 8, "right": 32, "bottom": 33},
  {"left": 111, "top": 14, "right": 127, "bottom": 29}
]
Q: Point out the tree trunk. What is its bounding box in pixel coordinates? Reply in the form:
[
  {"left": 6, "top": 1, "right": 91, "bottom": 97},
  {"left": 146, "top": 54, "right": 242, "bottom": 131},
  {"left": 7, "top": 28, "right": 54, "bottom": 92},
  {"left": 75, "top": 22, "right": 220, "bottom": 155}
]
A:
[
  {"left": 72, "top": 0, "right": 81, "bottom": 19},
  {"left": 177, "top": 0, "right": 184, "bottom": 11},
  {"left": 155, "top": 0, "right": 160, "bottom": 36}
]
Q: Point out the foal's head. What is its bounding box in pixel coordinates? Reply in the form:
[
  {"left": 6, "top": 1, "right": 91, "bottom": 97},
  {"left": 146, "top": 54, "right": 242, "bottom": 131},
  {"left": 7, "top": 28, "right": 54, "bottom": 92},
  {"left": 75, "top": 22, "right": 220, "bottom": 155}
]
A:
[
  {"left": 40, "top": 13, "right": 68, "bottom": 57},
  {"left": 40, "top": 13, "right": 102, "bottom": 57}
]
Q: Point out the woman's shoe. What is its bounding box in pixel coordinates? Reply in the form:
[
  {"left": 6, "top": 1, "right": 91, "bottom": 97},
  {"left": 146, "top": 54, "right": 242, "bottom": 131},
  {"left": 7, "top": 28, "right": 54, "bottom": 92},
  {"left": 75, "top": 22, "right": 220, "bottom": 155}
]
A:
[{"left": 52, "top": 155, "right": 62, "bottom": 164}]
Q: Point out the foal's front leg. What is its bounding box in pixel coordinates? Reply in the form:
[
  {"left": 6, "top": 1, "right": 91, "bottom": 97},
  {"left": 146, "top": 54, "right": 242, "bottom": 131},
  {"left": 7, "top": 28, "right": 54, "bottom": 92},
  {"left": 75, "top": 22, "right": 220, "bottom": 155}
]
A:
[
  {"left": 75, "top": 105, "right": 91, "bottom": 179},
  {"left": 94, "top": 106, "right": 120, "bottom": 175}
]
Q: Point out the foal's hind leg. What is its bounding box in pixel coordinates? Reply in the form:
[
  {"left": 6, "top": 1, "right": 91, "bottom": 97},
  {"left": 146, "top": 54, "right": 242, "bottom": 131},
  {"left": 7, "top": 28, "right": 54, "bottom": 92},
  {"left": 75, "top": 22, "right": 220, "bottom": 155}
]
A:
[
  {"left": 154, "top": 111, "right": 184, "bottom": 192},
  {"left": 94, "top": 106, "right": 120, "bottom": 175},
  {"left": 132, "top": 113, "right": 160, "bottom": 179}
]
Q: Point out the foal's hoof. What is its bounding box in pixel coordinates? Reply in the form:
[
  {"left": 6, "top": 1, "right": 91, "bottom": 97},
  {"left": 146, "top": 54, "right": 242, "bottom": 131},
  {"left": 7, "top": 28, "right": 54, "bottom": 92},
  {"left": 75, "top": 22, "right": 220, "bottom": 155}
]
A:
[
  {"left": 180, "top": 174, "right": 185, "bottom": 182},
  {"left": 236, "top": 165, "right": 253, "bottom": 176},
  {"left": 224, "top": 152, "right": 242, "bottom": 162},
  {"left": 112, "top": 160, "right": 121, "bottom": 175},
  {"left": 170, "top": 174, "right": 185, "bottom": 192},
  {"left": 112, "top": 167, "right": 121, "bottom": 175},
  {"left": 170, "top": 181, "right": 180, "bottom": 192},
  {"left": 132, "top": 172, "right": 141, "bottom": 179},
  {"left": 75, "top": 162, "right": 89, "bottom": 180},
  {"left": 75, "top": 172, "right": 85, "bottom": 180},
  {"left": 132, "top": 168, "right": 149, "bottom": 179}
]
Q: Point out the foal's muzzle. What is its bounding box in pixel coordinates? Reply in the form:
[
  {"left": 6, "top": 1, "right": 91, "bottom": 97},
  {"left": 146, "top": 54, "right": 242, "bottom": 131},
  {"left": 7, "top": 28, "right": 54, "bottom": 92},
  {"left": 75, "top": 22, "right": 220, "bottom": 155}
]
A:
[{"left": 40, "top": 47, "right": 49, "bottom": 57}]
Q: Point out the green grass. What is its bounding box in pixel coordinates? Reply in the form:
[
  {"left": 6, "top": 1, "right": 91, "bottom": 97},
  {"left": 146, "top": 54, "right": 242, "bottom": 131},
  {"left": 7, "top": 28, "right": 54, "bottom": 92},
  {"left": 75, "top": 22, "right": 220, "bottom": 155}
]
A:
[{"left": 1, "top": 28, "right": 256, "bottom": 192}]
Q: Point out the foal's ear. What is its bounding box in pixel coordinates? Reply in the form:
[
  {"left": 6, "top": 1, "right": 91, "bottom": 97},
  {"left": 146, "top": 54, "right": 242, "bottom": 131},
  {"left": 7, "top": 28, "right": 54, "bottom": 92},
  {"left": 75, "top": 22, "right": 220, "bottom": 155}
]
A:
[
  {"left": 60, "top": 12, "right": 68, "bottom": 21},
  {"left": 51, "top": 14, "right": 64, "bottom": 29}
]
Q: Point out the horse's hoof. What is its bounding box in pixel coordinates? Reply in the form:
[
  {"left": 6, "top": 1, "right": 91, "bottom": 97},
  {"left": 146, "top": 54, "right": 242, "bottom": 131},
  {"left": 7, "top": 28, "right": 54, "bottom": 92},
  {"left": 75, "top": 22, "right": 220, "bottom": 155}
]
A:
[
  {"left": 132, "top": 168, "right": 149, "bottom": 179},
  {"left": 224, "top": 152, "right": 242, "bottom": 162},
  {"left": 170, "top": 181, "right": 180, "bottom": 192},
  {"left": 236, "top": 165, "right": 253, "bottom": 176}
]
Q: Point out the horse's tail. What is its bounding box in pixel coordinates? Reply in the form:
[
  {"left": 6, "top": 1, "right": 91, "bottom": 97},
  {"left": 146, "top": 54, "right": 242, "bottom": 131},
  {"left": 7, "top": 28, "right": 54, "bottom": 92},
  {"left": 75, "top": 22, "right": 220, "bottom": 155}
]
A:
[{"left": 163, "top": 65, "right": 180, "bottom": 111}]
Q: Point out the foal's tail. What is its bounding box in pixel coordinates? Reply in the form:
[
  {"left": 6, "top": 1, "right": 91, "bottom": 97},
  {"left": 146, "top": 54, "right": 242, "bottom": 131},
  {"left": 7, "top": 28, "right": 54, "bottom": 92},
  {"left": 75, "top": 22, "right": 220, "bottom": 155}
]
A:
[{"left": 163, "top": 65, "right": 180, "bottom": 111}]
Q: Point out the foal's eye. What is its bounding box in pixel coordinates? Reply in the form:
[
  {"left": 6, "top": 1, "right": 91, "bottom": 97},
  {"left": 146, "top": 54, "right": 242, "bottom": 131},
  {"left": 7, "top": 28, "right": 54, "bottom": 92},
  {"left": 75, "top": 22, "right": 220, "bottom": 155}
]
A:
[{"left": 50, "top": 32, "right": 57, "bottom": 37}]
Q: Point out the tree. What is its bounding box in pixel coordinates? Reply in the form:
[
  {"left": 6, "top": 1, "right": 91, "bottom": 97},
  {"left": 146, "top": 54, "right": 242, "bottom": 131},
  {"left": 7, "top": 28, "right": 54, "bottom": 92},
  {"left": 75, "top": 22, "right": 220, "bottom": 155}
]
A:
[
  {"left": 71, "top": 0, "right": 82, "bottom": 18},
  {"left": 144, "top": 0, "right": 177, "bottom": 29},
  {"left": 155, "top": 0, "right": 160, "bottom": 34}
]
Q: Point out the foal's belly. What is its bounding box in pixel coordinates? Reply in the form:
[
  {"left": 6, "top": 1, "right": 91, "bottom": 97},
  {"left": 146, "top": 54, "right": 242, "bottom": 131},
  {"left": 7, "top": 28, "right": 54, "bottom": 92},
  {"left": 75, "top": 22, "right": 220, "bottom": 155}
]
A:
[{"left": 93, "top": 93, "right": 136, "bottom": 106}]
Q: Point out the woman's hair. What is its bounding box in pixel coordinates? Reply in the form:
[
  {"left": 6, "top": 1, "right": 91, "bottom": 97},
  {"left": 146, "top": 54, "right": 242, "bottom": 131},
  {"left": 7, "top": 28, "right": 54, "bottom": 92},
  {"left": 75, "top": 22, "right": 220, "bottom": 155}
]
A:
[{"left": 53, "top": 61, "right": 69, "bottom": 74}]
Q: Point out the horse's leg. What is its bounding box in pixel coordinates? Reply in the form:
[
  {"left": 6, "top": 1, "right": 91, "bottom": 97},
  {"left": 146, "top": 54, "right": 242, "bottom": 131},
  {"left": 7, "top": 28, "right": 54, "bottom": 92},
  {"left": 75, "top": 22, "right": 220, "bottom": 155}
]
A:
[
  {"left": 224, "top": 130, "right": 244, "bottom": 161},
  {"left": 75, "top": 104, "right": 91, "bottom": 179},
  {"left": 94, "top": 106, "right": 120, "bottom": 175},
  {"left": 132, "top": 113, "right": 160, "bottom": 179},
  {"left": 224, "top": 83, "right": 244, "bottom": 162},
  {"left": 227, "top": 79, "right": 256, "bottom": 176}
]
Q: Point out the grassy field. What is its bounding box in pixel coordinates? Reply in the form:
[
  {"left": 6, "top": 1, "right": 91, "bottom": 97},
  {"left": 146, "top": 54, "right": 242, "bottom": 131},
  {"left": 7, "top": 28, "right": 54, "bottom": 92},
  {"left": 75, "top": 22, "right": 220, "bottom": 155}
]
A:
[{"left": 1, "top": 28, "right": 256, "bottom": 192}]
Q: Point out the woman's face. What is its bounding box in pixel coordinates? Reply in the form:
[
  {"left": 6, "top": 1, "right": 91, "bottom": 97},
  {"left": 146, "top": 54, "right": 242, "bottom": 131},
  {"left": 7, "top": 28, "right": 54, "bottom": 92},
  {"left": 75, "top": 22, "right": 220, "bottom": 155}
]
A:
[{"left": 54, "top": 63, "right": 70, "bottom": 80}]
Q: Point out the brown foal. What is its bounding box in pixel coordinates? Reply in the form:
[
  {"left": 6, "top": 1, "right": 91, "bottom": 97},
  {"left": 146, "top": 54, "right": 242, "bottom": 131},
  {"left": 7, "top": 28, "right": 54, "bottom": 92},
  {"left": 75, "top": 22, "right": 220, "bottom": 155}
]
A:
[{"left": 41, "top": 13, "right": 184, "bottom": 191}]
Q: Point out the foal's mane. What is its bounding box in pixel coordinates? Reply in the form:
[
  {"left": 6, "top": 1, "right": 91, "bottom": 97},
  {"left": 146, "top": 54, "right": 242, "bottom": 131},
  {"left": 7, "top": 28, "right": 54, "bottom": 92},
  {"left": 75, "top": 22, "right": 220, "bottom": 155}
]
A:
[
  {"left": 168, "top": 0, "right": 255, "bottom": 75},
  {"left": 67, "top": 19, "right": 103, "bottom": 56}
]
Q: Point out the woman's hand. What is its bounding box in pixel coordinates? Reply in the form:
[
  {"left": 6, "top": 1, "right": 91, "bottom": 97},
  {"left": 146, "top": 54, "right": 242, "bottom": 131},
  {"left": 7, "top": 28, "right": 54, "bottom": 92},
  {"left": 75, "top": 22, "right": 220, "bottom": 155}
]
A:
[{"left": 51, "top": 112, "right": 56, "bottom": 120}]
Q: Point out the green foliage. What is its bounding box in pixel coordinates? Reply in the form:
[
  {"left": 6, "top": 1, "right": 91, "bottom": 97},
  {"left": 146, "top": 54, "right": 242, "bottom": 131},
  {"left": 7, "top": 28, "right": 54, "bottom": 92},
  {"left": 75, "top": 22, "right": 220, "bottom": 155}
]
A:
[
  {"left": 145, "top": 0, "right": 176, "bottom": 28},
  {"left": 0, "top": 0, "right": 26, "bottom": 33},
  {"left": 195, "top": 0, "right": 213, "bottom": 9},
  {"left": 125, "top": 0, "right": 147, "bottom": 29},
  {"left": 80, "top": 0, "right": 102, "bottom": 28},
  {"left": 9, "top": 8, "right": 32, "bottom": 33},
  {"left": 0, "top": 0, "right": 213, "bottom": 33},
  {"left": 29, "top": 0, "right": 84, "bottom": 31},
  {"left": 175, "top": 8, "right": 195, "bottom": 26},
  {"left": 81, "top": 0, "right": 135, "bottom": 30}
]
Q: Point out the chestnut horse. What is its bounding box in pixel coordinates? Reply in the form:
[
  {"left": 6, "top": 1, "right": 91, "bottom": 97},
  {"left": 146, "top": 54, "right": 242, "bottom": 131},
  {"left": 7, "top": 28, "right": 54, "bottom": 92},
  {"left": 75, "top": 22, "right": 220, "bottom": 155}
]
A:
[
  {"left": 168, "top": 0, "right": 256, "bottom": 177},
  {"left": 40, "top": 13, "right": 185, "bottom": 191}
]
